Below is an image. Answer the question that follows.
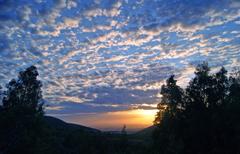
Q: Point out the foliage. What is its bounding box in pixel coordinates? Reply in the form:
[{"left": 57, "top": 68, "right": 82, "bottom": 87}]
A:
[
  {"left": 1, "top": 63, "right": 240, "bottom": 154},
  {"left": 153, "top": 63, "right": 240, "bottom": 154},
  {"left": 0, "top": 66, "right": 45, "bottom": 154},
  {"left": 0, "top": 66, "right": 150, "bottom": 154}
]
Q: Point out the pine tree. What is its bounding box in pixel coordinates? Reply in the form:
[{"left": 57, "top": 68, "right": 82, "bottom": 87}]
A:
[{"left": 154, "top": 75, "right": 184, "bottom": 124}]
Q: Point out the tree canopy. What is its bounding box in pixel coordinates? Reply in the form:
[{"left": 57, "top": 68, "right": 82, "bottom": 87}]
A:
[
  {"left": 0, "top": 66, "right": 45, "bottom": 154},
  {"left": 154, "top": 63, "right": 240, "bottom": 154},
  {"left": 1, "top": 63, "right": 240, "bottom": 154}
]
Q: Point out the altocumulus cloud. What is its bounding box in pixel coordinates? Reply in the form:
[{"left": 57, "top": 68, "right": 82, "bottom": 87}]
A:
[{"left": 0, "top": 0, "right": 240, "bottom": 114}]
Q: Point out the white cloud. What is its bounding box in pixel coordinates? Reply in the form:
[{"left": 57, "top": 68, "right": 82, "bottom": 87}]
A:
[
  {"left": 38, "top": 17, "right": 80, "bottom": 37},
  {"left": 83, "top": 1, "right": 122, "bottom": 19}
]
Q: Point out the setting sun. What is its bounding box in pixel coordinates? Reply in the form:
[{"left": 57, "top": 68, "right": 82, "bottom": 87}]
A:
[
  {"left": 0, "top": 0, "right": 240, "bottom": 153},
  {"left": 57, "top": 109, "right": 158, "bottom": 131}
]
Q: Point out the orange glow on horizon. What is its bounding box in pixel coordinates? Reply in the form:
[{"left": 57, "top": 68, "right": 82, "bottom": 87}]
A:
[{"left": 59, "top": 109, "right": 158, "bottom": 131}]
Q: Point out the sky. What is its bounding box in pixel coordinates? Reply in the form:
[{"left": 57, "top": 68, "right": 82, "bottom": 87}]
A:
[{"left": 0, "top": 0, "right": 240, "bottom": 131}]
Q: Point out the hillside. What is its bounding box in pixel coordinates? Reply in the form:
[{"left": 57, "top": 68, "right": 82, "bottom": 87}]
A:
[
  {"left": 135, "top": 125, "right": 156, "bottom": 138},
  {"left": 44, "top": 116, "right": 101, "bottom": 133}
]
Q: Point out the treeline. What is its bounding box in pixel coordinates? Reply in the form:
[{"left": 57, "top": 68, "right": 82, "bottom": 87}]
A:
[
  {"left": 153, "top": 62, "right": 240, "bottom": 154},
  {"left": 0, "top": 66, "right": 147, "bottom": 154},
  {"left": 0, "top": 63, "right": 240, "bottom": 154}
]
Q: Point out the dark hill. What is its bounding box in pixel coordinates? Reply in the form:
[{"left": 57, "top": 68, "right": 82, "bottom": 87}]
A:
[
  {"left": 44, "top": 116, "right": 101, "bottom": 133},
  {"left": 127, "top": 125, "right": 156, "bottom": 146},
  {"left": 135, "top": 125, "right": 156, "bottom": 137}
]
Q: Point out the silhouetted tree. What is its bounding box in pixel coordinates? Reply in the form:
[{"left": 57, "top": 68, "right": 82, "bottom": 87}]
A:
[
  {"left": 153, "top": 63, "right": 240, "bottom": 154},
  {"left": 154, "top": 75, "right": 184, "bottom": 124},
  {"left": 153, "top": 75, "right": 184, "bottom": 153},
  {"left": 120, "top": 125, "right": 128, "bottom": 152},
  {"left": 185, "top": 62, "right": 213, "bottom": 109},
  {"left": 121, "top": 124, "right": 127, "bottom": 135},
  {"left": 0, "top": 66, "right": 45, "bottom": 154},
  {"left": 2, "top": 66, "right": 43, "bottom": 114}
]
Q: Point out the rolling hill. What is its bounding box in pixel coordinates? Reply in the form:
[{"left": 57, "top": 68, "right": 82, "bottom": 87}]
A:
[{"left": 44, "top": 116, "right": 101, "bottom": 133}]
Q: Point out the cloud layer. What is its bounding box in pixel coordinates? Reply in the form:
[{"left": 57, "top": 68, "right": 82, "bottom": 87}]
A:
[{"left": 0, "top": 0, "right": 240, "bottom": 115}]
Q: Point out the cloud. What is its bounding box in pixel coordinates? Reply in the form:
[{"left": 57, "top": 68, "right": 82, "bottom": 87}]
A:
[
  {"left": 0, "top": 0, "right": 240, "bottom": 117},
  {"left": 83, "top": 1, "right": 122, "bottom": 19},
  {"left": 45, "top": 105, "right": 65, "bottom": 111},
  {"left": 46, "top": 101, "right": 129, "bottom": 115},
  {"left": 18, "top": 5, "right": 32, "bottom": 22},
  {"left": 38, "top": 17, "right": 80, "bottom": 37}
]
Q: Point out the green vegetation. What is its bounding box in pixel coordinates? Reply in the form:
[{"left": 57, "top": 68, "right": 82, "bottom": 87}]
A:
[{"left": 0, "top": 62, "right": 240, "bottom": 154}]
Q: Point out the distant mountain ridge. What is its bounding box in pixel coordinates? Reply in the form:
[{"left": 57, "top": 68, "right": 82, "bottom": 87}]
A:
[
  {"left": 44, "top": 116, "right": 101, "bottom": 133},
  {"left": 44, "top": 116, "right": 156, "bottom": 136}
]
